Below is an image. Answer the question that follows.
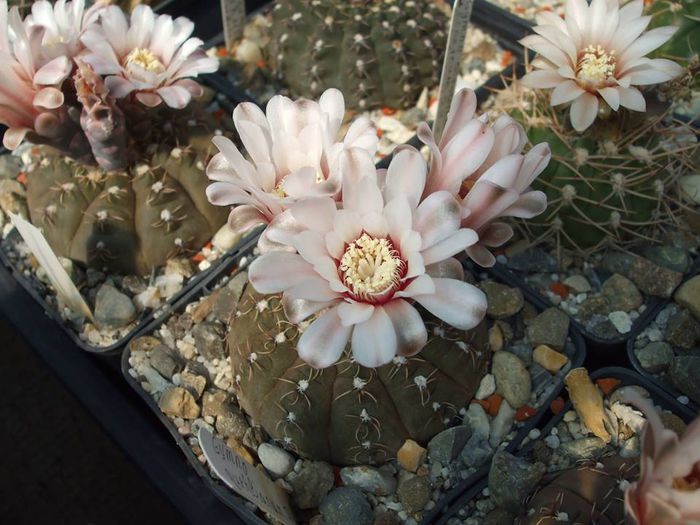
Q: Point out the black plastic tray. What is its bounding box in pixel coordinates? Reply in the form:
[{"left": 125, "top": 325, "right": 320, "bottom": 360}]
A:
[
  {"left": 432, "top": 366, "right": 697, "bottom": 525},
  {"left": 626, "top": 270, "right": 700, "bottom": 414},
  {"left": 122, "top": 232, "right": 267, "bottom": 525},
  {"left": 122, "top": 244, "right": 586, "bottom": 525},
  {"left": 490, "top": 261, "right": 672, "bottom": 359}
]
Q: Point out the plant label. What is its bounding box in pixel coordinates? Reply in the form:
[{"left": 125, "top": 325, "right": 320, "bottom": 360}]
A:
[
  {"left": 220, "top": 0, "right": 246, "bottom": 50},
  {"left": 433, "top": 0, "right": 475, "bottom": 141},
  {"left": 10, "top": 213, "right": 93, "bottom": 320},
  {"left": 198, "top": 428, "right": 297, "bottom": 525}
]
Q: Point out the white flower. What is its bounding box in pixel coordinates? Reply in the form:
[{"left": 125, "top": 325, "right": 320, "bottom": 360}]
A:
[
  {"left": 418, "top": 89, "right": 550, "bottom": 267},
  {"left": 248, "top": 147, "right": 486, "bottom": 369},
  {"left": 206, "top": 88, "right": 378, "bottom": 240},
  {"left": 520, "top": 0, "right": 683, "bottom": 131},
  {"left": 81, "top": 5, "right": 218, "bottom": 108}
]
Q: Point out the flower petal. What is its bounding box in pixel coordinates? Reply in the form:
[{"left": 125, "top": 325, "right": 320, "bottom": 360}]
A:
[
  {"left": 337, "top": 301, "right": 375, "bottom": 327},
  {"left": 249, "top": 252, "right": 315, "bottom": 293},
  {"left": 383, "top": 299, "right": 428, "bottom": 357},
  {"left": 421, "top": 229, "right": 479, "bottom": 266},
  {"left": 570, "top": 92, "right": 599, "bottom": 132},
  {"left": 414, "top": 278, "right": 487, "bottom": 330},
  {"left": 297, "top": 307, "right": 351, "bottom": 369},
  {"left": 351, "top": 307, "right": 397, "bottom": 368}
]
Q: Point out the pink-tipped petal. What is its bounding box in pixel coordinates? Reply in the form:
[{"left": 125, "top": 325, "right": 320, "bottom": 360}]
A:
[
  {"left": 351, "top": 307, "right": 397, "bottom": 368},
  {"left": 415, "top": 278, "right": 487, "bottom": 330},
  {"left": 297, "top": 307, "right": 351, "bottom": 369},
  {"left": 383, "top": 299, "right": 428, "bottom": 357}
]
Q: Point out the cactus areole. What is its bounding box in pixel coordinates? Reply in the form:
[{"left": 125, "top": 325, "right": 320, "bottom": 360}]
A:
[
  {"left": 269, "top": 0, "right": 448, "bottom": 110},
  {"left": 228, "top": 284, "right": 489, "bottom": 466}
]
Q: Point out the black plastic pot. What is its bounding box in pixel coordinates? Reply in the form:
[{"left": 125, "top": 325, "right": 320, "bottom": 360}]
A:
[
  {"left": 626, "top": 270, "right": 700, "bottom": 414},
  {"left": 489, "top": 261, "right": 673, "bottom": 364},
  {"left": 431, "top": 366, "right": 697, "bottom": 525},
  {"left": 122, "top": 241, "right": 586, "bottom": 525}
]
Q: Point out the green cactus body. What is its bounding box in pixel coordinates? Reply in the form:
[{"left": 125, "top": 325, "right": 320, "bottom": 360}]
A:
[
  {"left": 520, "top": 456, "right": 639, "bottom": 524},
  {"left": 504, "top": 90, "right": 695, "bottom": 252},
  {"left": 269, "top": 0, "right": 448, "bottom": 110},
  {"left": 227, "top": 284, "right": 489, "bottom": 466},
  {"left": 648, "top": 0, "right": 700, "bottom": 60},
  {"left": 25, "top": 148, "right": 227, "bottom": 275}
]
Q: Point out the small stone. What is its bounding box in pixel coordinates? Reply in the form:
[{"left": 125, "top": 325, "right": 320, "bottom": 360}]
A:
[
  {"left": 660, "top": 412, "right": 687, "bottom": 436},
  {"left": 320, "top": 487, "right": 373, "bottom": 525},
  {"left": 527, "top": 308, "right": 569, "bottom": 350},
  {"left": 215, "top": 406, "right": 249, "bottom": 440},
  {"left": 180, "top": 371, "right": 207, "bottom": 399},
  {"left": 670, "top": 356, "right": 700, "bottom": 404},
  {"left": 396, "top": 475, "right": 431, "bottom": 514},
  {"left": 492, "top": 351, "right": 531, "bottom": 408},
  {"left": 86, "top": 268, "right": 106, "bottom": 288},
  {"left": 258, "top": 443, "right": 295, "bottom": 478},
  {"left": 563, "top": 275, "right": 591, "bottom": 293},
  {"left": 559, "top": 437, "right": 608, "bottom": 460},
  {"left": 94, "top": 284, "right": 136, "bottom": 328},
  {"left": 483, "top": 508, "right": 517, "bottom": 525},
  {"left": 608, "top": 311, "right": 633, "bottom": 334},
  {"left": 488, "top": 451, "right": 545, "bottom": 513},
  {"left": 287, "top": 461, "right": 335, "bottom": 509},
  {"left": 463, "top": 403, "right": 490, "bottom": 441},
  {"left": 601, "top": 274, "right": 643, "bottom": 311},
  {"left": 508, "top": 343, "right": 533, "bottom": 366},
  {"left": 544, "top": 434, "right": 560, "bottom": 449},
  {"left": 373, "top": 510, "right": 401, "bottom": 525},
  {"left": 397, "top": 439, "right": 427, "bottom": 473},
  {"left": 460, "top": 438, "right": 492, "bottom": 468},
  {"left": 159, "top": 387, "right": 200, "bottom": 419},
  {"left": 340, "top": 465, "right": 396, "bottom": 496},
  {"left": 242, "top": 426, "right": 265, "bottom": 450},
  {"left": 532, "top": 345, "right": 568, "bottom": 373},
  {"left": 644, "top": 245, "right": 690, "bottom": 273},
  {"left": 675, "top": 276, "right": 700, "bottom": 320},
  {"left": 149, "top": 345, "right": 181, "bottom": 379},
  {"left": 635, "top": 342, "right": 674, "bottom": 373},
  {"left": 226, "top": 437, "right": 255, "bottom": 465},
  {"left": 121, "top": 275, "right": 147, "bottom": 295},
  {"left": 489, "top": 400, "right": 516, "bottom": 448},
  {"left": 212, "top": 224, "right": 241, "bottom": 252},
  {"left": 577, "top": 295, "right": 612, "bottom": 322},
  {"left": 628, "top": 255, "right": 683, "bottom": 298},
  {"left": 202, "top": 390, "right": 229, "bottom": 418},
  {"left": 481, "top": 282, "right": 524, "bottom": 319},
  {"left": 427, "top": 426, "right": 471, "bottom": 464},
  {"left": 665, "top": 309, "right": 700, "bottom": 349},
  {"left": 600, "top": 252, "right": 635, "bottom": 275},
  {"left": 191, "top": 321, "right": 225, "bottom": 361},
  {"left": 488, "top": 324, "right": 504, "bottom": 352},
  {"left": 475, "top": 374, "right": 496, "bottom": 400}
]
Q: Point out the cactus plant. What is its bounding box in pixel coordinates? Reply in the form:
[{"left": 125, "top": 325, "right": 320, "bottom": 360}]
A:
[
  {"left": 498, "top": 85, "right": 697, "bottom": 253},
  {"left": 268, "top": 0, "right": 448, "bottom": 110},
  {"left": 227, "top": 283, "right": 489, "bottom": 466},
  {"left": 520, "top": 456, "right": 640, "bottom": 524},
  {"left": 25, "top": 145, "right": 227, "bottom": 275}
]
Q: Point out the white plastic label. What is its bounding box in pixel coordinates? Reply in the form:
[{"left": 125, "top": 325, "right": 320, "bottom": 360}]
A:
[
  {"left": 198, "top": 428, "right": 297, "bottom": 525},
  {"left": 220, "top": 0, "right": 246, "bottom": 50},
  {"left": 10, "top": 213, "right": 93, "bottom": 319}
]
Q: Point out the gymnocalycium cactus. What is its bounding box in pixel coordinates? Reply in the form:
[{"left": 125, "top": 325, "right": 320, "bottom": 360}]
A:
[
  {"left": 268, "top": 0, "right": 448, "bottom": 110},
  {"left": 505, "top": 0, "right": 697, "bottom": 252},
  {"left": 0, "top": 1, "right": 223, "bottom": 274},
  {"left": 228, "top": 284, "right": 489, "bottom": 465}
]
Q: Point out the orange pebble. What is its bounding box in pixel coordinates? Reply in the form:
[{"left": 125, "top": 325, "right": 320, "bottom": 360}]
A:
[
  {"left": 485, "top": 394, "right": 502, "bottom": 417},
  {"left": 514, "top": 5, "right": 525, "bottom": 13},
  {"left": 515, "top": 406, "right": 536, "bottom": 422},
  {"left": 217, "top": 47, "right": 229, "bottom": 58},
  {"left": 596, "top": 378, "right": 621, "bottom": 396},
  {"left": 381, "top": 107, "right": 396, "bottom": 116},
  {"left": 192, "top": 252, "right": 205, "bottom": 263},
  {"left": 376, "top": 129, "right": 384, "bottom": 138},
  {"left": 550, "top": 396, "right": 565, "bottom": 415},
  {"left": 549, "top": 281, "right": 569, "bottom": 299},
  {"left": 16, "top": 172, "right": 27, "bottom": 185},
  {"left": 256, "top": 59, "right": 266, "bottom": 69},
  {"left": 213, "top": 109, "right": 226, "bottom": 121},
  {"left": 500, "top": 50, "right": 513, "bottom": 68}
]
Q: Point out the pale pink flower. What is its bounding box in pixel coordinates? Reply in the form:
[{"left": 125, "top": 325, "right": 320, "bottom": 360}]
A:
[
  {"left": 248, "top": 147, "right": 486, "bottom": 369},
  {"left": 622, "top": 390, "right": 700, "bottom": 525},
  {"left": 0, "top": 0, "right": 75, "bottom": 149},
  {"left": 81, "top": 4, "right": 218, "bottom": 108},
  {"left": 419, "top": 88, "right": 549, "bottom": 267},
  {"left": 520, "top": 0, "right": 683, "bottom": 131},
  {"left": 206, "top": 88, "right": 378, "bottom": 238}
]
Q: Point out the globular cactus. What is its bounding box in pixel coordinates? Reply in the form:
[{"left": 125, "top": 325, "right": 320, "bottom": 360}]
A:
[
  {"left": 25, "top": 146, "right": 228, "bottom": 275},
  {"left": 648, "top": 0, "right": 700, "bottom": 61},
  {"left": 227, "top": 284, "right": 489, "bottom": 466},
  {"left": 268, "top": 0, "right": 448, "bottom": 110},
  {"left": 501, "top": 86, "right": 697, "bottom": 253},
  {"left": 520, "top": 456, "right": 639, "bottom": 524}
]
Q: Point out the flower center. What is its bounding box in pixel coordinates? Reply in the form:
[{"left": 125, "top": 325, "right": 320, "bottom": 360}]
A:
[
  {"left": 125, "top": 48, "right": 165, "bottom": 73},
  {"left": 576, "top": 45, "right": 616, "bottom": 88},
  {"left": 339, "top": 233, "right": 405, "bottom": 302},
  {"left": 673, "top": 465, "right": 700, "bottom": 492}
]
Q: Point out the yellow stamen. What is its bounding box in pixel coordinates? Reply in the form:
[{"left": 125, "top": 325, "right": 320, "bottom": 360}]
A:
[
  {"left": 125, "top": 48, "right": 165, "bottom": 73},
  {"left": 339, "top": 233, "right": 404, "bottom": 301},
  {"left": 577, "top": 45, "right": 616, "bottom": 88}
]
